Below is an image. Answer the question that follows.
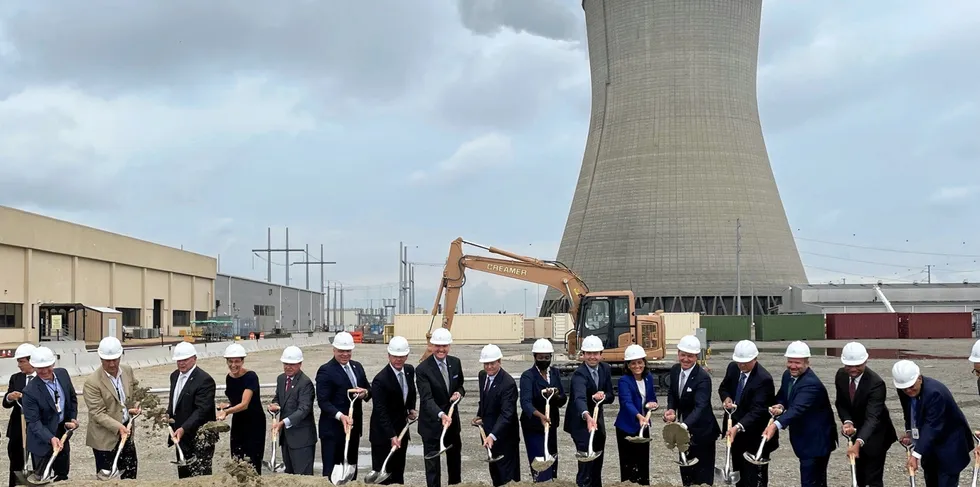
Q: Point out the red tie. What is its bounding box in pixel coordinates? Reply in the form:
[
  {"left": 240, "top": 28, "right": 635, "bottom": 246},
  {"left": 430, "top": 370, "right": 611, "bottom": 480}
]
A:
[
  {"left": 848, "top": 378, "right": 856, "bottom": 401},
  {"left": 286, "top": 376, "right": 292, "bottom": 392}
]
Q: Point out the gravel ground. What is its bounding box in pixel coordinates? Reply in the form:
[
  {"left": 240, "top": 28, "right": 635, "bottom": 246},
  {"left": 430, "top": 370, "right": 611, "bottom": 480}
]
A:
[{"left": 2, "top": 337, "right": 978, "bottom": 486}]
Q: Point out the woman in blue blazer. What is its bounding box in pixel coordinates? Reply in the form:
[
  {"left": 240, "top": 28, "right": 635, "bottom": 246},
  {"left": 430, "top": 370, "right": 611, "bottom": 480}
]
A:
[{"left": 614, "top": 344, "right": 659, "bottom": 485}]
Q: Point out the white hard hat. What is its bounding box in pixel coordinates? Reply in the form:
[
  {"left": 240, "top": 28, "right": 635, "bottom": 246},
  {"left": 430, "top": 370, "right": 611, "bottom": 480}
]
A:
[
  {"left": 581, "top": 335, "right": 604, "bottom": 352},
  {"left": 97, "top": 336, "right": 123, "bottom": 360},
  {"left": 280, "top": 345, "right": 304, "bottom": 364},
  {"left": 531, "top": 338, "right": 554, "bottom": 354},
  {"left": 969, "top": 339, "right": 980, "bottom": 363},
  {"left": 332, "top": 332, "right": 355, "bottom": 351},
  {"left": 223, "top": 343, "right": 247, "bottom": 358},
  {"left": 480, "top": 344, "right": 503, "bottom": 363},
  {"left": 14, "top": 343, "right": 36, "bottom": 360},
  {"left": 840, "top": 342, "right": 869, "bottom": 366},
  {"left": 172, "top": 341, "right": 197, "bottom": 361},
  {"left": 29, "top": 347, "right": 56, "bottom": 368},
  {"left": 430, "top": 328, "right": 453, "bottom": 345},
  {"left": 677, "top": 335, "right": 701, "bottom": 354},
  {"left": 784, "top": 340, "right": 811, "bottom": 358},
  {"left": 624, "top": 344, "right": 646, "bottom": 362},
  {"left": 732, "top": 340, "right": 759, "bottom": 363},
  {"left": 892, "top": 360, "right": 920, "bottom": 389},
  {"left": 387, "top": 336, "right": 410, "bottom": 357}
]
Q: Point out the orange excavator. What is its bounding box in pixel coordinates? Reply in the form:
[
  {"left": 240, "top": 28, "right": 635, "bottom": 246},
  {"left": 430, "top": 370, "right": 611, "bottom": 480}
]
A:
[{"left": 419, "top": 237, "right": 672, "bottom": 387}]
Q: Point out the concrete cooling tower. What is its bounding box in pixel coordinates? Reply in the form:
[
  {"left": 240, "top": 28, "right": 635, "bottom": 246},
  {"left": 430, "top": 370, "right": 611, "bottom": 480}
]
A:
[{"left": 544, "top": 0, "right": 807, "bottom": 316}]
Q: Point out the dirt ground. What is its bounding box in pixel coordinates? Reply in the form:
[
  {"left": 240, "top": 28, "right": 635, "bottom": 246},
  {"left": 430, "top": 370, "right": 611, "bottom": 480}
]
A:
[{"left": 2, "top": 337, "right": 979, "bottom": 486}]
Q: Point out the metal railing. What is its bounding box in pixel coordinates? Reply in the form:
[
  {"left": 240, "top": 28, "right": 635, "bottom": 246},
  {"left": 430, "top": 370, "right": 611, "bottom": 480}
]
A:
[{"left": 136, "top": 376, "right": 482, "bottom": 396}]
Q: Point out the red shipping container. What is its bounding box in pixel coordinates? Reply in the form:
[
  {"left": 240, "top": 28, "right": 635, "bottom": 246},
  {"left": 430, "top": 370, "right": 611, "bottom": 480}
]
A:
[
  {"left": 898, "top": 312, "right": 972, "bottom": 339},
  {"left": 826, "top": 313, "right": 899, "bottom": 339}
]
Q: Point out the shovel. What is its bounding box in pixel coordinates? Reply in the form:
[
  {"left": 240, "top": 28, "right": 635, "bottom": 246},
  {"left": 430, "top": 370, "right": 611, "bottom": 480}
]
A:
[
  {"left": 330, "top": 389, "right": 361, "bottom": 485},
  {"left": 971, "top": 432, "right": 980, "bottom": 487},
  {"left": 167, "top": 422, "right": 197, "bottom": 467},
  {"left": 424, "top": 395, "right": 462, "bottom": 460},
  {"left": 473, "top": 421, "right": 504, "bottom": 463},
  {"left": 904, "top": 441, "right": 916, "bottom": 487},
  {"left": 845, "top": 435, "right": 858, "bottom": 487},
  {"left": 25, "top": 430, "right": 72, "bottom": 486},
  {"left": 96, "top": 429, "right": 130, "bottom": 480},
  {"left": 626, "top": 403, "right": 659, "bottom": 444},
  {"left": 365, "top": 417, "right": 417, "bottom": 484},
  {"left": 743, "top": 413, "right": 775, "bottom": 466},
  {"left": 531, "top": 388, "right": 558, "bottom": 471},
  {"left": 714, "top": 404, "right": 740, "bottom": 484},
  {"left": 13, "top": 400, "right": 33, "bottom": 485},
  {"left": 575, "top": 402, "right": 603, "bottom": 462},
  {"left": 263, "top": 410, "right": 286, "bottom": 473}
]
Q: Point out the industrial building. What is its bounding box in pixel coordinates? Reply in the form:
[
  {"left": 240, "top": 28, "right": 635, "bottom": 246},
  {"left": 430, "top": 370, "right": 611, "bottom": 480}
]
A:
[
  {"left": 214, "top": 274, "right": 324, "bottom": 334},
  {"left": 779, "top": 283, "right": 980, "bottom": 318},
  {"left": 0, "top": 205, "right": 216, "bottom": 346},
  {"left": 545, "top": 0, "right": 806, "bottom": 316}
]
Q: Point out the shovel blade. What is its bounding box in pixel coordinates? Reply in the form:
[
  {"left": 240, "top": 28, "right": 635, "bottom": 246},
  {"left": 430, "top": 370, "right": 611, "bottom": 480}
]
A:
[
  {"left": 625, "top": 436, "right": 652, "bottom": 444},
  {"left": 96, "top": 468, "right": 119, "bottom": 480},
  {"left": 485, "top": 455, "right": 504, "bottom": 463},
  {"left": 364, "top": 470, "right": 389, "bottom": 484},
  {"left": 330, "top": 464, "right": 356, "bottom": 485},
  {"left": 575, "top": 450, "right": 602, "bottom": 462},
  {"left": 24, "top": 473, "right": 55, "bottom": 487},
  {"left": 742, "top": 451, "right": 770, "bottom": 466},
  {"left": 530, "top": 457, "right": 555, "bottom": 472},
  {"left": 424, "top": 445, "right": 452, "bottom": 460}
]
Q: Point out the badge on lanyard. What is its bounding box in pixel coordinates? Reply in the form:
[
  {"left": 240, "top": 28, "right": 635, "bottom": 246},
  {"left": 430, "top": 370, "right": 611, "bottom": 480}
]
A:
[{"left": 911, "top": 428, "right": 920, "bottom": 439}]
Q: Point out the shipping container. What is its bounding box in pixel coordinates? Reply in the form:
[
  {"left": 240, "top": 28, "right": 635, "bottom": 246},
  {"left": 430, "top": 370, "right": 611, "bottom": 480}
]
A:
[
  {"left": 701, "top": 316, "right": 752, "bottom": 342},
  {"left": 756, "top": 314, "right": 826, "bottom": 341},
  {"left": 899, "top": 312, "right": 972, "bottom": 339},
  {"left": 662, "top": 312, "right": 701, "bottom": 349},
  {"left": 552, "top": 313, "right": 572, "bottom": 342},
  {"left": 523, "top": 317, "right": 554, "bottom": 340},
  {"left": 393, "top": 313, "right": 524, "bottom": 344},
  {"left": 825, "top": 313, "right": 898, "bottom": 339}
]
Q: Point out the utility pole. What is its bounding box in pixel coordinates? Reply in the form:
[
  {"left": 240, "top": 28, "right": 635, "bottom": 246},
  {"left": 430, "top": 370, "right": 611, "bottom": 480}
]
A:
[
  {"left": 293, "top": 244, "right": 336, "bottom": 330},
  {"left": 398, "top": 242, "right": 404, "bottom": 314},
  {"left": 409, "top": 263, "right": 415, "bottom": 312},
  {"left": 735, "top": 218, "right": 742, "bottom": 316},
  {"left": 925, "top": 264, "right": 933, "bottom": 283},
  {"left": 251, "top": 227, "right": 304, "bottom": 284}
]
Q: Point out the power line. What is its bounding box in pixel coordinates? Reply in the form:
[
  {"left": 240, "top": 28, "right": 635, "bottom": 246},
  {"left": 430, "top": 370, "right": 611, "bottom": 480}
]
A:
[
  {"left": 795, "top": 236, "right": 980, "bottom": 258},
  {"left": 802, "top": 264, "right": 917, "bottom": 283}
]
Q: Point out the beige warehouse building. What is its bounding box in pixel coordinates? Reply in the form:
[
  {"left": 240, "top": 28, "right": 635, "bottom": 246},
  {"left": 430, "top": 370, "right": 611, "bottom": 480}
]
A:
[{"left": 0, "top": 205, "right": 217, "bottom": 347}]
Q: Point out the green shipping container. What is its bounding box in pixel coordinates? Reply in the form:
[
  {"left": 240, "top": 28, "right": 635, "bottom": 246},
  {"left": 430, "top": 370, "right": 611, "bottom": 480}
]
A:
[
  {"left": 756, "top": 314, "right": 825, "bottom": 341},
  {"left": 701, "top": 316, "right": 751, "bottom": 342}
]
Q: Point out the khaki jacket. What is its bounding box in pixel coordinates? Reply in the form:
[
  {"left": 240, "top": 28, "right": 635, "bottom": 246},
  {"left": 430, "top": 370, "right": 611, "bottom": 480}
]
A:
[{"left": 83, "top": 364, "right": 137, "bottom": 451}]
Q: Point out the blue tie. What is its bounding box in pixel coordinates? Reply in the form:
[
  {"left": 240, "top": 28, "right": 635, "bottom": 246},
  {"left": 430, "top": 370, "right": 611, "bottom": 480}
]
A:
[{"left": 735, "top": 373, "right": 747, "bottom": 403}]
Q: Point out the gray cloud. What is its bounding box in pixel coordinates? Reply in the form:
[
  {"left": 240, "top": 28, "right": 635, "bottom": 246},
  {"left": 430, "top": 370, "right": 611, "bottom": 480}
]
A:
[{"left": 455, "top": 0, "right": 583, "bottom": 42}]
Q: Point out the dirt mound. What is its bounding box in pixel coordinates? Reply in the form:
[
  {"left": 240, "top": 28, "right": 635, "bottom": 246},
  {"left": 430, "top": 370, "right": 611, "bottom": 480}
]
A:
[{"left": 67, "top": 477, "right": 700, "bottom": 487}]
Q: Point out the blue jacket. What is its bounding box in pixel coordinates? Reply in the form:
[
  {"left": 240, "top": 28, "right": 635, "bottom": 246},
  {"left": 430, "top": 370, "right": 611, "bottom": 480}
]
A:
[
  {"left": 899, "top": 376, "right": 972, "bottom": 474},
  {"left": 315, "top": 358, "right": 372, "bottom": 439},
  {"left": 614, "top": 373, "right": 658, "bottom": 435},
  {"left": 22, "top": 368, "right": 77, "bottom": 460},
  {"left": 519, "top": 366, "right": 567, "bottom": 434},
  {"left": 563, "top": 362, "right": 615, "bottom": 441},
  {"left": 774, "top": 368, "right": 837, "bottom": 459}
]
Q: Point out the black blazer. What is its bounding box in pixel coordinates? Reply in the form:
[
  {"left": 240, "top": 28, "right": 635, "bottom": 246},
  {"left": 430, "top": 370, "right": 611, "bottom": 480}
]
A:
[
  {"left": 166, "top": 366, "right": 217, "bottom": 449},
  {"left": 416, "top": 354, "right": 466, "bottom": 439},
  {"left": 3, "top": 372, "right": 33, "bottom": 440},
  {"left": 519, "top": 366, "right": 567, "bottom": 434},
  {"left": 717, "top": 361, "right": 779, "bottom": 453},
  {"left": 477, "top": 368, "right": 519, "bottom": 447},
  {"left": 315, "top": 358, "right": 372, "bottom": 439},
  {"left": 563, "top": 362, "right": 615, "bottom": 439},
  {"left": 834, "top": 367, "right": 897, "bottom": 456},
  {"left": 369, "top": 364, "right": 417, "bottom": 445},
  {"left": 667, "top": 363, "right": 721, "bottom": 443}
]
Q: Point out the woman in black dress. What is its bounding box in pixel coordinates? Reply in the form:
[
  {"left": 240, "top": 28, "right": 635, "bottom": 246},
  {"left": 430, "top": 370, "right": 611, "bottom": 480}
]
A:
[{"left": 217, "top": 343, "right": 266, "bottom": 473}]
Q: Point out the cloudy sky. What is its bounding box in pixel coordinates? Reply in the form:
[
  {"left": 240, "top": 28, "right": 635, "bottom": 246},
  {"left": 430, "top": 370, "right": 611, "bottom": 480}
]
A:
[{"left": 1, "top": 0, "right": 978, "bottom": 316}]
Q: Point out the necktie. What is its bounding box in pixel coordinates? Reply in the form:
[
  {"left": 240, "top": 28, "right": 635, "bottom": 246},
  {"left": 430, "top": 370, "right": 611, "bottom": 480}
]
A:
[
  {"left": 787, "top": 377, "right": 796, "bottom": 396},
  {"left": 285, "top": 376, "right": 293, "bottom": 393},
  {"left": 484, "top": 376, "right": 493, "bottom": 393},
  {"left": 910, "top": 397, "right": 919, "bottom": 429},
  {"left": 735, "top": 373, "right": 747, "bottom": 402},
  {"left": 440, "top": 361, "right": 450, "bottom": 390},
  {"left": 849, "top": 377, "right": 856, "bottom": 401},
  {"left": 398, "top": 371, "right": 407, "bottom": 402},
  {"left": 345, "top": 364, "right": 357, "bottom": 387},
  {"left": 174, "top": 374, "right": 187, "bottom": 407},
  {"left": 679, "top": 371, "right": 688, "bottom": 395},
  {"left": 591, "top": 368, "right": 599, "bottom": 387}
]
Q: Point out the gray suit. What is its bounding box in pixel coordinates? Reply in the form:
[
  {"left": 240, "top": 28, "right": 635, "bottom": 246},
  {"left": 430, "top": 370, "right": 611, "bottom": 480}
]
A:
[{"left": 272, "top": 370, "right": 317, "bottom": 475}]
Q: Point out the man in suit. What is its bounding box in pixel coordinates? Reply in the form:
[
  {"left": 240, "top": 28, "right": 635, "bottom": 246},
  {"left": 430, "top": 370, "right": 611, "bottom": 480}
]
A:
[
  {"left": 3, "top": 343, "right": 36, "bottom": 487},
  {"left": 764, "top": 341, "right": 837, "bottom": 487},
  {"left": 84, "top": 337, "right": 141, "bottom": 479},
  {"left": 718, "top": 339, "right": 779, "bottom": 487},
  {"left": 270, "top": 345, "right": 317, "bottom": 475},
  {"left": 563, "top": 335, "right": 614, "bottom": 487},
  {"left": 474, "top": 344, "right": 520, "bottom": 486},
  {"left": 369, "top": 336, "right": 418, "bottom": 485},
  {"left": 893, "top": 359, "right": 972, "bottom": 487},
  {"left": 665, "top": 335, "right": 720, "bottom": 486},
  {"left": 833, "top": 342, "right": 897, "bottom": 487},
  {"left": 166, "top": 341, "right": 217, "bottom": 479},
  {"left": 416, "top": 327, "right": 466, "bottom": 487},
  {"left": 315, "top": 331, "right": 371, "bottom": 479},
  {"left": 21, "top": 346, "right": 79, "bottom": 481}
]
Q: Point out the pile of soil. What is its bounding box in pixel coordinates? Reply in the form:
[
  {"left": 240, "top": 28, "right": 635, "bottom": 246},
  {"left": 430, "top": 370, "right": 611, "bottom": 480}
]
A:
[{"left": 68, "top": 477, "right": 704, "bottom": 487}]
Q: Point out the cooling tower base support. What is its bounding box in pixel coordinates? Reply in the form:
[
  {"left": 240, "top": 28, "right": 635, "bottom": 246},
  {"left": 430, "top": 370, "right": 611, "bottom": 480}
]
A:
[{"left": 542, "top": 294, "right": 783, "bottom": 318}]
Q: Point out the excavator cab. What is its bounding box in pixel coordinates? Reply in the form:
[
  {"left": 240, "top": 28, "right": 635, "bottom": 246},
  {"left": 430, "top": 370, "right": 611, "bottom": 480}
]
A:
[{"left": 564, "top": 291, "right": 665, "bottom": 363}]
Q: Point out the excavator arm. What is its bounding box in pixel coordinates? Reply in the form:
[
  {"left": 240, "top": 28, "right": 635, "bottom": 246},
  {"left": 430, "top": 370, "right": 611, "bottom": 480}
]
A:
[{"left": 419, "top": 237, "right": 589, "bottom": 362}]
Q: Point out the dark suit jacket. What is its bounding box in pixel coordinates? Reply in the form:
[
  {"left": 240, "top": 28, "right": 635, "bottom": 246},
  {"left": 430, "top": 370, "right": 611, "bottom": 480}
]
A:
[
  {"left": 166, "top": 366, "right": 217, "bottom": 449},
  {"left": 3, "top": 372, "right": 33, "bottom": 441},
  {"left": 416, "top": 354, "right": 466, "bottom": 440},
  {"left": 518, "top": 366, "right": 567, "bottom": 434},
  {"left": 834, "top": 367, "right": 897, "bottom": 456},
  {"left": 22, "top": 368, "right": 78, "bottom": 459},
  {"left": 273, "top": 370, "right": 317, "bottom": 448},
  {"left": 718, "top": 361, "right": 779, "bottom": 454},
  {"left": 315, "top": 358, "right": 372, "bottom": 439},
  {"left": 563, "top": 362, "right": 615, "bottom": 440},
  {"left": 667, "top": 363, "right": 720, "bottom": 443},
  {"left": 614, "top": 373, "right": 659, "bottom": 435},
  {"left": 370, "top": 364, "right": 417, "bottom": 445},
  {"left": 477, "top": 368, "right": 519, "bottom": 447},
  {"left": 775, "top": 367, "right": 836, "bottom": 459},
  {"left": 898, "top": 376, "right": 972, "bottom": 474}
]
